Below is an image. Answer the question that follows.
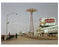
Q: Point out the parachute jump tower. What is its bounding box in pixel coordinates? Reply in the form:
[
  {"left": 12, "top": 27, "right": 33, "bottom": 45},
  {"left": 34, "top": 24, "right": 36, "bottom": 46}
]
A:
[{"left": 26, "top": 8, "right": 37, "bottom": 32}]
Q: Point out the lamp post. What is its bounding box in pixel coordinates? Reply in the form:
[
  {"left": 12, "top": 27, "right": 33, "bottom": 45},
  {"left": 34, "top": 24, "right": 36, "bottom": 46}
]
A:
[{"left": 6, "top": 13, "right": 18, "bottom": 35}]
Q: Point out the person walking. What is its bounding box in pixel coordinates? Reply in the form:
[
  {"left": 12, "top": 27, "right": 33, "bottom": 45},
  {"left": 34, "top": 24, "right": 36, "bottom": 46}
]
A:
[
  {"left": 15, "top": 33, "right": 18, "bottom": 39},
  {"left": 8, "top": 32, "right": 10, "bottom": 37}
]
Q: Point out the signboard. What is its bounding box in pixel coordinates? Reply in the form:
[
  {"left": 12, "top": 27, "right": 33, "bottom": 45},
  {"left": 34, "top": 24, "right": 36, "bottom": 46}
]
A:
[
  {"left": 39, "top": 17, "right": 56, "bottom": 26},
  {"left": 45, "top": 19, "right": 55, "bottom": 23}
]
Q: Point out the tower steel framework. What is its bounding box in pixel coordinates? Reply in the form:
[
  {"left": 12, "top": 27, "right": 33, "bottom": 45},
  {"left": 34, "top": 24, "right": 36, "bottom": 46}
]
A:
[{"left": 26, "top": 8, "right": 37, "bottom": 32}]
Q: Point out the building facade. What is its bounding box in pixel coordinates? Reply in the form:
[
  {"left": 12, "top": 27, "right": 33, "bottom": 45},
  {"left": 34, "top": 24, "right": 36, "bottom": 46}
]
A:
[{"left": 34, "top": 17, "right": 58, "bottom": 37}]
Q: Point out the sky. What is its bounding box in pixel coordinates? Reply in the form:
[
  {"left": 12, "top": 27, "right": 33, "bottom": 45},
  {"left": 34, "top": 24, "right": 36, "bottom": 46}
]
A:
[{"left": 1, "top": 3, "right": 58, "bottom": 35}]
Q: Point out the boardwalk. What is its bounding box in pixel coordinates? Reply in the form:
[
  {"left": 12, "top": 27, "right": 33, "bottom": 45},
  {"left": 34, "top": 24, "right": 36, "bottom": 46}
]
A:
[{"left": 1, "top": 36, "right": 58, "bottom": 44}]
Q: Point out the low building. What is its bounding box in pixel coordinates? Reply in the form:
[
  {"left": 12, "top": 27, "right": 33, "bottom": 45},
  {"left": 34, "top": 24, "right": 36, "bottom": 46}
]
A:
[
  {"left": 34, "top": 17, "right": 58, "bottom": 37},
  {"left": 34, "top": 25, "right": 58, "bottom": 37}
]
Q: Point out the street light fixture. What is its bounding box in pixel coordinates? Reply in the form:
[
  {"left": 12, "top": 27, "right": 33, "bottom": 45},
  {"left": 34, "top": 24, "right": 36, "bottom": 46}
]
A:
[{"left": 6, "top": 13, "right": 18, "bottom": 35}]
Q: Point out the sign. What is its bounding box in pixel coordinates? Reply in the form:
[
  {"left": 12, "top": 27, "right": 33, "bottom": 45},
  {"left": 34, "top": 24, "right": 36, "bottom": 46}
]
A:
[
  {"left": 45, "top": 19, "right": 55, "bottom": 23},
  {"left": 40, "top": 17, "right": 56, "bottom": 26}
]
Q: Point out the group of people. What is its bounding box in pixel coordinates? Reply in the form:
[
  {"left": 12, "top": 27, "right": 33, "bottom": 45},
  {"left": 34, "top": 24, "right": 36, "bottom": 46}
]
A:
[
  {"left": 8, "top": 32, "right": 18, "bottom": 39},
  {"left": 1, "top": 32, "right": 18, "bottom": 41}
]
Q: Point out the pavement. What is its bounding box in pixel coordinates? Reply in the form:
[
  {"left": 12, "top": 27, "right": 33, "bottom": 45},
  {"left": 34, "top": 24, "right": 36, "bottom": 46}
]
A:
[{"left": 1, "top": 36, "right": 58, "bottom": 44}]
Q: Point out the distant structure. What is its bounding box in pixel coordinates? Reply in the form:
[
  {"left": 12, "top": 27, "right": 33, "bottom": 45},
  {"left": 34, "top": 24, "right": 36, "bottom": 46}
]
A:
[{"left": 26, "top": 8, "right": 37, "bottom": 32}]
